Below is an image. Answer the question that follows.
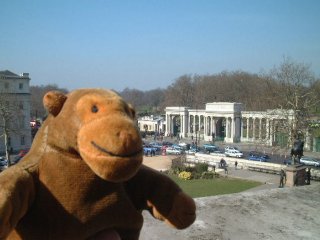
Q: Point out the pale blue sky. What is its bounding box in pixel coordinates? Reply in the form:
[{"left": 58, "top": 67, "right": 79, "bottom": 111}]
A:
[{"left": 1, "top": 0, "right": 319, "bottom": 91}]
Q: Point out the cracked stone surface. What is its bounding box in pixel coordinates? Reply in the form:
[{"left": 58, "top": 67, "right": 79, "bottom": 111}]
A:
[{"left": 141, "top": 155, "right": 320, "bottom": 240}]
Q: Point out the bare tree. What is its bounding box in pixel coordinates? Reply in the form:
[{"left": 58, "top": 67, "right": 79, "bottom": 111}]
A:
[
  {"left": 0, "top": 93, "right": 22, "bottom": 165},
  {"left": 163, "top": 75, "right": 195, "bottom": 107},
  {"left": 266, "top": 57, "right": 319, "bottom": 148}
]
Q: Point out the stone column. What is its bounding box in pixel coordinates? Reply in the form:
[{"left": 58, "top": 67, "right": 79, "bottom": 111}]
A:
[
  {"left": 180, "top": 115, "right": 184, "bottom": 138},
  {"left": 187, "top": 115, "right": 191, "bottom": 136},
  {"left": 252, "top": 118, "right": 256, "bottom": 140},
  {"left": 203, "top": 116, "right": 208, "bottom": 137},
  {"left": 193, "top": 115, "right": 196, "bottom": 134},
  {"left": 240, "top": 118, "right": 244, "bottom": 139},
  {"left": 235, "top": 117, "right": 241, "bottom": 142},
  {"left": 168, "top": 115, "right": 172, "bottom": 135},
  {"left": 266, "top": 119, "right": 270, "bottom": 142},
  {"left": 181, "top": 113, "right": 187, "bottom": 138},
  {"left": 231, "top": 117, "right": 235, "bottom": 141},
  {"left": 166, "top": 114, "right": 169, "bottom": 136},
  {"left": 225, "top": 118, "right": 229, "bottom": 139},
  {"left": 246, "top": 118, "right": 250, "bottom": 140},
  {"left": 212, "top": 118, "right": 216, "bottom": 135},
  {"left": 259, "top": 118, "right": 262, "bottom": 140}
]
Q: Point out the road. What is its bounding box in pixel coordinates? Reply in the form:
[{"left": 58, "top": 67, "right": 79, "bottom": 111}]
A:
[{"left": 145, "top": 137, "right": 320, "bottom": 168}]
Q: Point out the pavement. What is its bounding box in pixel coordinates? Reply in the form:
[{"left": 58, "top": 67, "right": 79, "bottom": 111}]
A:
[{"left": 141, "top": 154, "right": 320, "bottom": 240}]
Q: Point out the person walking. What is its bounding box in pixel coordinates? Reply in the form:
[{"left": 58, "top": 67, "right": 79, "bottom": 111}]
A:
[
  {"left": 279, "top": 169, "right": 286, "bottom": 188},
  {"left": 235, "top": 161, "right": 238, "bottom": 170}
]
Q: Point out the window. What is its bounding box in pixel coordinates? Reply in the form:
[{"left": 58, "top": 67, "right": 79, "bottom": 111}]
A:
[
  {"left": 4, "top": 82, "right": 9, "bottom": 89},
  {"left": 19, "top": 83, "right": 23, "bottom": 90},
  {"left": 19, "top": 117, "right": 25, "bottom": 128},
  {"left": 19, "top": 101, "right": 24, "bottom": 110},
  {"left": 21, "top": 136, "right": 25, "bottom": 145}
]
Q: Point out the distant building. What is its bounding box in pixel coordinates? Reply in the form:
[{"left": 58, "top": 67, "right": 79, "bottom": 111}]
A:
[
  {"left": 137, "top": 115, "right": 165, "bottom": 134},
  {"left": 0, "top": 70, "right": 32, "bottom": 153},
  {"left": 165, "top": 103, "right": 299, "bottom": 147}
]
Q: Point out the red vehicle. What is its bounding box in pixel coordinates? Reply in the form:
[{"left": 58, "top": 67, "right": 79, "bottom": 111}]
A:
[{"left": 18, "top": 148, "right": 30, "bottom": 157}]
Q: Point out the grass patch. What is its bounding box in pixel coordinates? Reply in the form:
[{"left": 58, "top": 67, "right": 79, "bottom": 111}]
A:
[{"left": 169, "top": 174, "right": 262, "bottom": 198}]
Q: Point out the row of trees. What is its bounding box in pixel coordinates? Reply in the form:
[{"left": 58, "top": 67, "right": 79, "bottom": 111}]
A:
[
  {"left": 29, "top": 58, "right": 320, "bottom": 120},
  {"left": 26, "top": 58, "right": 320, "bottom": 149}
]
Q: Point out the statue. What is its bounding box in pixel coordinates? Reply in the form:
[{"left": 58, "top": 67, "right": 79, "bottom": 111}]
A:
[{"left": 290, "top": 138, "right": 304, "bottom": 165}]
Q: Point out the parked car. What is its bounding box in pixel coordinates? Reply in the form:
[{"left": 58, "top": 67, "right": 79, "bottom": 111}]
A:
[
  {"left": 0, "top": 156, "right": 8, "bottom": 171},
  {"left": 225, "top": 146, "right": 240, "bottom": 152},
  {"left": 225, "top": 149, "right": 243, "bottom": 158},
  {"left": 203, "top": 144, "right": 218, "bottom": 153},
  {"left": 178, "top": 142, "right": 188, "bottom": 148},
  {"left": 248, "top": 154, "right": 270, "bottom": 162},
  {"left": 260, "top": 154, "right": 270, "bottom": 161},
  {"left": 12, "top": 155, "right": 24, "bottom": 165},
  {"left": 162, "top": 141, "right": 173, "bottom": 147},
  {"left": 171, "top": 144, "right": 184, "bottom": 151},
  {"left": 18, "top": 148, "right": 30, "bottom": 157},
  {"left": 300, "top": 156, "right": 320, "bottom": 167},
  {"left": 186, "top": 146, "right": 200, "bottom": 155},
  {"left": 210, "top": 149, "right": 226, "bottom": 157},
  {"left": 165, "top": 147, "right": 183, "bottom": 155},
  {"left": 148, "top": 142, "right": 162, "bottom": 151},
  {"left": 143, "top": 145, "right": 158, "bottom": 156}
]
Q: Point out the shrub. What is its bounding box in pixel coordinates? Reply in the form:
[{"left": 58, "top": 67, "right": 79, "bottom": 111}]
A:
[
  {"left": 178, "top": 171, "right": 192, "bottom": 180},
  {"left": 191, "top": 171, "right": 202, "bottom": 179},
  {"left": 201, "top": 171, "right": 217, "bottom": 179},
  {"left": 194, "top": 163, "right": 209, "bottom": 174}
]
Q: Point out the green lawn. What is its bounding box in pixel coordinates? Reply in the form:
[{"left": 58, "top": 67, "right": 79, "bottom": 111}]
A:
[{"left": 169, "top": 175, "right": 262, "bottom": 198}]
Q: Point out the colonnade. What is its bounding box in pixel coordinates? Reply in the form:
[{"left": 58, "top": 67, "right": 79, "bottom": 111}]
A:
[{"left": 165, "top": 104, "right": 291, "bottom": 145}]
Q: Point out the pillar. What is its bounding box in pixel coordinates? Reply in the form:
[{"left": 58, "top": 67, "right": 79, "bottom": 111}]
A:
[
  {"left": 252, "top": 118, "right": 256, "bottom": 140},
  {"left": 246, "top": 118, "right": 250, "bottom": 140},
  {"left": 259, "top": 118, "right": 262, "bottom": 140}
]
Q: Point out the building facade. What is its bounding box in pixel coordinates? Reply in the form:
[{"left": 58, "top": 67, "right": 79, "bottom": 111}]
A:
[
  {"left": 0, "top": 70, "right": 32, "bottom": 153},
  {"left": 164, "top": 102, "right": 304, "bottom": 148},
  {"left": 137, "top": 115, "right": 165, "bottom": 134}
]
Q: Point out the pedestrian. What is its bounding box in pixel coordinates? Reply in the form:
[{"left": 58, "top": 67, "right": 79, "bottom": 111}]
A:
[
  {"left": 235, "top": 161, "right": 238, "bottom": 170},
  {"left": 151, "top": 149, "right": 155, "bottom": 157},
  {"left": 306, "top": 168, "right": 311, "bottom": 185},
  {"left": 224, "top": 165, "right": 228, "bottom": 175},
  {"left": 279, "top": 169, "right": 286, "bottom": 188},
  {"left": 220, "top": 158, "right": 225, "bottom": 168}
]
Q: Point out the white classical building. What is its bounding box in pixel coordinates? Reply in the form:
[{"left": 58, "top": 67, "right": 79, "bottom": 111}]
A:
[
  {"left": 0, "top": 70, "right": 32, "bottom": 153},
  {"left": 137, "top": 115, "right": 165, "bottom": 134},
  {"left": 165, "top": 102, "right": 296, "bottom": 147}
]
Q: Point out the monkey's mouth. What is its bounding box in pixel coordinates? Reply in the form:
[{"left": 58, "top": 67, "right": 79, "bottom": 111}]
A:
[{"left": 91, "top": 141, "right": 142, "bottom": 158}]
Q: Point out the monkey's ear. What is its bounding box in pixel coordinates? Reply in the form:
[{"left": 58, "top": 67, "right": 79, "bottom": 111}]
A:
[
  {"left": 127, "top": 103, "right": 136, "bottom": 119},
  {"left": 43, "top": 91, "right": 67, "bottom": 117}
]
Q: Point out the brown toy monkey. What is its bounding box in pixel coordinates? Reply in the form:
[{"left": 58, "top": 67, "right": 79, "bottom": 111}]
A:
[{"left": 0, "top": 88, "right": 196, "bottom": 239}]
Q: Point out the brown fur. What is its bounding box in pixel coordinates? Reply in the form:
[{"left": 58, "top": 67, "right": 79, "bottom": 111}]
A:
[{"left": 0, "top": 88, "right": 196, "bottom": 240}]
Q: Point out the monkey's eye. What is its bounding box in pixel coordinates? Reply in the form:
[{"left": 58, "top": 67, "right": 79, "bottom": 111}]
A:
[{"left": 91, "top": 105, "right": 99, "bottom": 113}]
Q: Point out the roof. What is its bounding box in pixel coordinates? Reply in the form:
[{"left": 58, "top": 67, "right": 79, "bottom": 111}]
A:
[{"left": 0, "top": 70, "right": 19, "bottom": 77}]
